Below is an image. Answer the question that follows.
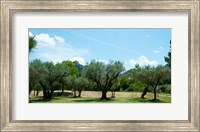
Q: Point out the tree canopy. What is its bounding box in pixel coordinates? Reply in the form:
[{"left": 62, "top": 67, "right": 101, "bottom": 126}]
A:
[
  {"left": 62, "top": 61, "right": 79, "bottom": 77},
  {"left": 135, "top": 65, "right": 170, "bottom": 100},
  {"left": 83, "top": 60, "right": 125, "bottom": 99}
]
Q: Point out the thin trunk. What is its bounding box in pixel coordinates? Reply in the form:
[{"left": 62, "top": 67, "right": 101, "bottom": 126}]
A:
[
  {"left": 48, "top": 81, "right": 54, "bottom": 99},
  {"left": 78, "top": 90, "right": 82, "bottom": 97},
  {"left": 36, "top": 90, "right": 39, "bottom": 97},
  {"left": 43, "top": 88, "right": 46, "bottom": 99},
  {"left": 152, "top": 78, "right": 161, "bottom": 100},
  {"left": 40, "top": 81, "right": 47, "bottom": 99},
  {"left": 33, "top": 89, "right": 36, "bottom": 97},
  {"left": 141, "top": 87, "right": 149, "bottom": 98},
  {"left": 153, "top": 87, "right": 157, "bottom": 100},
  {"left": 29, "top": 89, "right": 32, "bottom": 97}
]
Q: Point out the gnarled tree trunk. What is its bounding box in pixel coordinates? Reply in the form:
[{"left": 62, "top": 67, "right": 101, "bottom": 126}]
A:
[
  {"left": 141, "top": 87, "right": 149, "bottom": 98},
  {"left": 101, "top": 89, "right": 107, "bottom": 100}
]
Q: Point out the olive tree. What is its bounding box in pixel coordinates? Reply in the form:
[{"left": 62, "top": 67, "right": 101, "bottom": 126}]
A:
[
  {"left": 135, "top": 65, "right": 170, "bottom": 100},
  {"left": 42, "top": 62, "right": 66, "bottom": 99},
  {"left": 83, "top": 61, "right": 125, "bottom": 100},
  {"left": 66, "top": 76, "right": 88, "bottom": 97},
  {"left": 66, "top": 76, "right": 77, "bottom": 97},
  {"left": 33, "top": 83, "right": 42, "bottom": 97},
  {"left": 151, "top": 65, "right": 170, "bottom": 100},
  {"left": 29, "top": 60, "right": 65, "bottom": 100},
  {"left": 56, "top": 63, "right": 68, "bottom": 95},
  {"left": 76, "top": 77, "right": 89, "bottom": 97},
  {"left": 110, "top": 80, "right": 120, "bottom": 98},
  {"left": 29, "top": 59, "right": 45, "bottom": 97},
  {"left": 56, "top": 60, "right": 79, "bottom": 95},
  {"left": 134, "top": 65, "right": 151, "bottom": 98}
]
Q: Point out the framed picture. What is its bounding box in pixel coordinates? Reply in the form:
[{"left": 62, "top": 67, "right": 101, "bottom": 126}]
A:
[{"left": 0, "top": 0, "right": 199, "bottom": 131}]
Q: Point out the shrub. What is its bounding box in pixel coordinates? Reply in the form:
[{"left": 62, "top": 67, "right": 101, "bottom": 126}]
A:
[
  {"left": 165, "top": 87, "right": 171, "bottom": 93},
  {"left": 159, "top": 85, "right": 171, "bottom": 93},
  {"left": 120, "top": 87, "right": 124, "bottom": 92},
  {"left": 125, "top": 84, "right": 143, "bottom": 92}
]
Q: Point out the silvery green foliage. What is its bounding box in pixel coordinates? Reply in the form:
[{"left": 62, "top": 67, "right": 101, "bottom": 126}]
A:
[
  {"left": 29, "top": 59, "right": 47, "bottom": 95},
  {"left": 65, "top": 76, "right": 89, "bottom": 97},
  {"left": 135, "top": 65, "right": 170, "bottom": 88},
  {"left": 83, "top": 60, "right": 125, "bottom": 99},
  {"left": 135, "top": 64, "right": 171, "bottom": 99},
  {"left": 29, "top": 60, "right": 69, "bottom": 99}
]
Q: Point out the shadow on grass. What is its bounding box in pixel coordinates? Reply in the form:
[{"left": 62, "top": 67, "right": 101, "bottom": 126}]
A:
[
  {"left": 72, "top": 98, "right": 114, "bottom": 103},
  {"left": 29, "top": 97, "right": 47, "bottom": 103},
  {"left": 128, "top": 97, "right": 166, "bottom": 103},
  {"left": 29, "top": 91, "right": 74, "bottom": 103},
  {"left": 29, "top": 96, "right": 167, "bottom": 103}
]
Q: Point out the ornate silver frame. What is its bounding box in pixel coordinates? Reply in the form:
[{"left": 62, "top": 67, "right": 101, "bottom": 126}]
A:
[{"left": 0, "top": 0, "right": 199, "bottom": 131}]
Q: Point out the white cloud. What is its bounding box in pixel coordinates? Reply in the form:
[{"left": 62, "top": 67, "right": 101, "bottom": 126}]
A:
[
  {"left": 54, "top": 36, "right": 65, "bottom": 43},
  {"left": 30, "top": 33, "right": 89, "bottom": 64},
  {"left": 153, "top": 50, "right": 160, "bottom": 54},
  {"left": 70, "top": 57, "right": 85, "bottom": 65},
  {"left": 29, "top": 32, "right": 33, "bottom": 37},
  {"left": 129, "top": 55, "right": 158, "bottom": 67},
  {"left": 35, "top": 33, "right": 56, "bottom": 46}
]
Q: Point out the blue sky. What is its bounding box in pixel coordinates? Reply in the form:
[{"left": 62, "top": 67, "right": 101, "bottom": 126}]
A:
[{"left": 29, "top": 28, "right": 171, "bottom": 70}]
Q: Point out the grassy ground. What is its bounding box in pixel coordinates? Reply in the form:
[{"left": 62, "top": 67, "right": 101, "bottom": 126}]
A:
[{"left": 29, "top": 91, "right": 171, "bottom": 103}]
